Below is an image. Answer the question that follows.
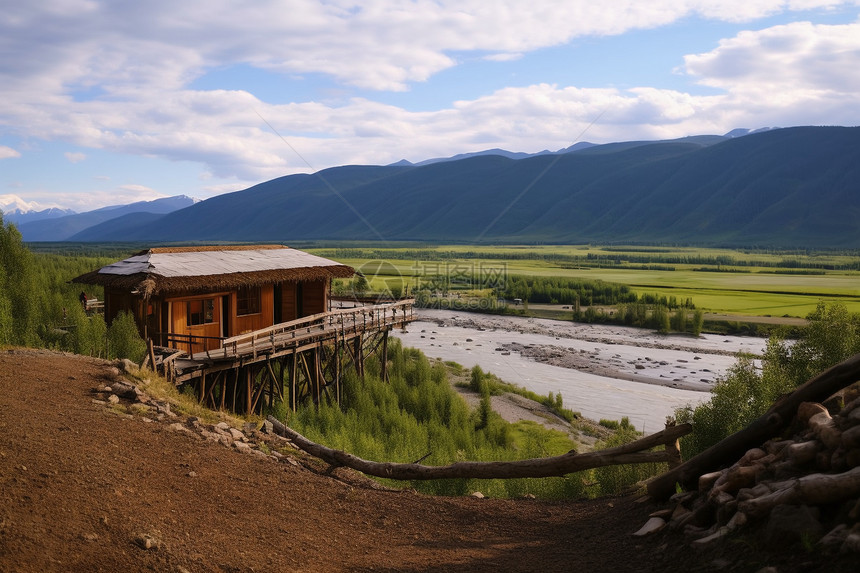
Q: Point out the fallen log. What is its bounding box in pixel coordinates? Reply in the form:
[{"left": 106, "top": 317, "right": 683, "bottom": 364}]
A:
[
  {"left": 266, "top": 416, "right": 691, "bottom": 480},
  {"left": 647, "top": 352, "right": 860, "bottom": 500}
]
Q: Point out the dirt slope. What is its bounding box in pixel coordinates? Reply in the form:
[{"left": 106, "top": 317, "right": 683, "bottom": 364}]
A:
[
  {"left": 0, "top": 349, "right": 667, "bottom": 572},
  {"left": 0, "top": 349, "right": 846, "bottom": 572}
]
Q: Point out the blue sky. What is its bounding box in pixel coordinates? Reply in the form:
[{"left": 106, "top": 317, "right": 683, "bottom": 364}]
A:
[{"left": 2, "top": 1, "right": 859, "bottom": 213}]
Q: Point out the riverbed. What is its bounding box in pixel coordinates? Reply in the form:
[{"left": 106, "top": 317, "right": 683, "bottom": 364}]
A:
[{"left": 392, "top": 309, "right": 767, "bottom": 433}]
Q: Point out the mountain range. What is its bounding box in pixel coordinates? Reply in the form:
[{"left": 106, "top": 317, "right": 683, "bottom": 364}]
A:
[
  {"left": 13, "top": 196, "right": 198, "bottom": 241},
  {"left": 9, "top": 126, "right": 860, "bottom": 247}
]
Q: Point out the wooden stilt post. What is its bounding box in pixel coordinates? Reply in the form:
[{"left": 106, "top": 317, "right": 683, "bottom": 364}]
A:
[
  {"left": 200, "top": 370, "right": 206, "bottom": 403},
  {"left": 246, "top": 366, "right": 253, "bottom": 414},
  {"left": 231, "top": 368, "right": 238, "bottom": 412},
  {"left": 266, "top": 360, "right": 278, "bottom": 410},
  {"left": 299, "top": 352, "right": 315, "bottom": 404},
  {"left": 381, "top": 329, "right": 389, "bottom": 383},
  {"left": 335, "top": 336, "right": 341, "bottom": 407},
  {"left": 220, "top": 371, "right": 226, "bottom": 410},
  {"left": 314, "top": 344, "right": 323, "bottom": 405},
  {"left": 354, "top": 336, "right": 364, "bottom": 378},
  {"left": 290, "top": 351, "right": 298, "bottom": 412}
]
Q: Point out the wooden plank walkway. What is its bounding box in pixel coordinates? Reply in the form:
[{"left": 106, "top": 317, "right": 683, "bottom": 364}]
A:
[{"left": 167, "top": 300, "right": 415, "bottom": 383}]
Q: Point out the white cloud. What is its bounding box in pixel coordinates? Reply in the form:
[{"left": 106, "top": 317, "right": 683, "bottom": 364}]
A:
[
  {"left": 483, "top": 53, "right": 523, "bottom": 62},
  {"left": 31, "top": 185, "right": 167, "bottom": 212},
  {"left": 685, "top": 21, "right": 860, "bottom": 93},
  {"left": 1, "top": 1, "right": 859, "bottom": 202},
  {"left": 3, "top": 1, "right": 855, "bottom": 99},
  {"left": 64, "top": 151, "right": 86, "bottom": 163},
  {"left": 0, "top": 145, "right": 21, "bottom": 159},
  {"left": 117, "top": 184, "right": 163, "bottom": 196}
]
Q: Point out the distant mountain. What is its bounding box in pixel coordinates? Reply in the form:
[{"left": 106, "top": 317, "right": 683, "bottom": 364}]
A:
[
  {"left": 19, "top": 195, "right": 198, "bottom": 241},
  {"left": 69, "top": 212, "right": 172, "bottom": 241},
  {"left": 395, "top": 135, "right": 730, "bottom": 167},
  {"left": 3, "top": 206, "right": 77, "bottom": 226},
  {"left": 414, "top": 148, "right": 555, "bottom": 166},
  {"left": 406, "top": 142, "right": 600, "bottom": 166},
  {"left": 0, "top": 193, "right": 40, "bottom": 215},
  {"left": 51, "top": 127, "right": 860, "bottom": 248},
  {"left": 724, "top": 127, "right": 778, "bottom": 138},
  {"left": 0, "top": 194, "right": 76, "bottom": 226}
]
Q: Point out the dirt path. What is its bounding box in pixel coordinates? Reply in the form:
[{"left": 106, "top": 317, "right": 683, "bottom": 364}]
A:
[{"left": 0, "top": 349, "right": 846, "bottom": 572}]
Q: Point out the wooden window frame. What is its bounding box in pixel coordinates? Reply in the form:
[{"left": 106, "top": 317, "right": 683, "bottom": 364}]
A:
[
  {"left": 187, "top": 298, "right": 217, "bottom": 326},
  {"left": 236, "top": 286, "right": 262, "bottom": 317}
]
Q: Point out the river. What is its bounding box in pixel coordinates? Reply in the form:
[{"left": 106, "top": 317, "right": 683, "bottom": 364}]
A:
[{"left": 392, "top": 309, "right": 767, "bottom": 433}]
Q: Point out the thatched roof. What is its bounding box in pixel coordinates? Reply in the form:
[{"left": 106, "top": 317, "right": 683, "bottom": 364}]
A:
[{"left": 72, "top": 245, "right": 354, "bottom": 296}]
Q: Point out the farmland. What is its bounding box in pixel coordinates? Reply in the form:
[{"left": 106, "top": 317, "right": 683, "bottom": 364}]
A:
[{"left": 312, "top": 244, "right": 860, "bottom": 319}]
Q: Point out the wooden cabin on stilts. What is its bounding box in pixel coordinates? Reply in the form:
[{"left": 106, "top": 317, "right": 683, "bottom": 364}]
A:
[{"left": 73, "top": 245, "right": 414, "bottom": 414}]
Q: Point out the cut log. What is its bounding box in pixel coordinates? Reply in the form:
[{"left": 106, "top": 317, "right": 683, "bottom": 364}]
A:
[
  {"left": 711, "top": 465, "right": 759, "bottom": 495},
  {"left": 648, "top": 353, "right": 860, "bottom": 500},
  {"left": 797, "top": 402, "right": 828, "bottom": 424},
  {"left": 266, "top": 416, "right": 691, "bottom": 480},
  {"left": 808, "top": 411, "right": 842, "bottom": 449},
  {"left": 739, "top": 466, "right": 860, "bottom": 518},
  {"left": 784, "top": 441, "right": 819, "bottom": 465}
]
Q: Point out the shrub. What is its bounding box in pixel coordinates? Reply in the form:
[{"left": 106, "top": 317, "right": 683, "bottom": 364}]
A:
[
  {"left": 592, "top": 423, "right": 666, "bottom": 496},
  {"left": 107, "top": 310, "right": 147, "bottom": 363},
  {"left": 676, "top": 302, "right": 860, "bottom": 459}
]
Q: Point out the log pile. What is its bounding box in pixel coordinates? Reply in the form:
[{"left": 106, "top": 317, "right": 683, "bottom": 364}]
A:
[{"left": 636, "top": 395, "right": 860, "bottom": 555}]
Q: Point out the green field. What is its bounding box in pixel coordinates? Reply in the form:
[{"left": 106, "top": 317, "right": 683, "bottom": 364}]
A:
[{"left": 312, "top": 244, "right": 860, "bottom": 318}]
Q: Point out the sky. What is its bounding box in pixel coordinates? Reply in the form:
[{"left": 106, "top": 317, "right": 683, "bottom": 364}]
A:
[{"left": 1, "top": 1, "right": 859, "bottom": 213}]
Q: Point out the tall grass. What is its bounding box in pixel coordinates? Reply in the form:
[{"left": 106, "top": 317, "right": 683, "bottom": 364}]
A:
[{"left": 279, "top": 339, "right": 661, "bottom": 499}]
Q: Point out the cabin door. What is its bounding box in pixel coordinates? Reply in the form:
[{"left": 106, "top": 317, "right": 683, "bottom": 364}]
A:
[
  {"left": 169, "top": 296, "right": 223, "bottom": 354},
  {"left": 278, "top": 282, "right": 298, "bottom": 323}
]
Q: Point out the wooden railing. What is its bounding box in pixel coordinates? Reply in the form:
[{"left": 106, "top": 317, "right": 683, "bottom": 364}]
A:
[
  {"left": 203, "top": 299, "right": 415, "bottom": 361},
  {"left": 156, "top": 332, "right": 226, "bottom": 357}
]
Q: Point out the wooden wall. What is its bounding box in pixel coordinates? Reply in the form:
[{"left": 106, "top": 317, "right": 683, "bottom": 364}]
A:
[
  {"left": 279, "top": 282, "right": 298, "bottom": 323},
  {"left": 302, "top": 280, "right": 328, "bottom": 315},
  {"left": 111, "top": 278, "right": 332, "bottom": 352},
  {"left": 231, "top": 285, "right": 275, "bottom": 335}
]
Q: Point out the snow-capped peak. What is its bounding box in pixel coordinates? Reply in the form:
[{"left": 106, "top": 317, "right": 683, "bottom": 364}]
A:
[{"left": 0, "top": 194, "right": 43, "bottom": 214}]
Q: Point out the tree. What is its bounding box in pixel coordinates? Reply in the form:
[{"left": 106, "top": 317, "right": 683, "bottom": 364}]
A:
[
  {"left": 653, "top": 304, "right": 671, "bottom": 334},
  {"left": 675, "top": 356, "right": 768, "bottom": 458},
  {"left": 676, "top": 302, "right": 860, "bottom": 459},
  {"left": 351, "top": 274, "right": 369, "bottom": 296},
  {"left": 672, "top": 308, "right": 688, "bottom": 333},
  {"left": 691, "top": 308, "right": 705, "bottom": 337},
  {"left": 0, "top": 214, "right": 39, "bottom": 346},
  {"left": 107, "top": 310, "right": 147, "bottom": 362}
]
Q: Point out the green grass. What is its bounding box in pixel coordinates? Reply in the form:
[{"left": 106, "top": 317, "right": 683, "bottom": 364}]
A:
[{"left": 321, "top": 244, "right": 860, "bottom": 318}]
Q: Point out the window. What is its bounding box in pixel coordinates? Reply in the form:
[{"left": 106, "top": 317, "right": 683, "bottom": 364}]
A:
[
  {"left": 187, "top": 299, "right": 216, "bottom": 326},
  {"left": 236, "top": 286, "right": 261, "bottom": 316}
]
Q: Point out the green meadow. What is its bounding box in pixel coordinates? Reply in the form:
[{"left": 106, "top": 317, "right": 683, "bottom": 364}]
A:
[{"left": 313, "top": 244, "right": 860, "bottom": 318}]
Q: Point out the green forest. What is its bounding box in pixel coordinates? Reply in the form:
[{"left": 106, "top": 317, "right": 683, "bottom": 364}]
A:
[{"left": 0, "top": 216, "right": 143, "bottom": 360}]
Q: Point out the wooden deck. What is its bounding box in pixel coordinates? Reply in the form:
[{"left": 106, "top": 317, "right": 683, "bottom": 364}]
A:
[{"left": 154, "top": 300, "right": 415, "bottom": 413}]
